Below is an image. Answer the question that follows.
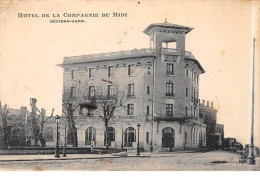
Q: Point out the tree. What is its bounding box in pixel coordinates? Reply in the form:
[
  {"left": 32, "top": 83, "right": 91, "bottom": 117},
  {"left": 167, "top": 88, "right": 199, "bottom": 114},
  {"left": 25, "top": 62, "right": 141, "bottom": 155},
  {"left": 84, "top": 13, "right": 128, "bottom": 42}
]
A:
[
  {"left": 62, "top": 84, "right": 87, "bottom": 147},
  {"left": 36, "top": 108, "right": 55, "bottom": 147},
  {"left": 94, "top": 85, "right": 127, "bottom": 148},
  {"left": 0, "top": 103, "right": 9, "bottom": 146}
]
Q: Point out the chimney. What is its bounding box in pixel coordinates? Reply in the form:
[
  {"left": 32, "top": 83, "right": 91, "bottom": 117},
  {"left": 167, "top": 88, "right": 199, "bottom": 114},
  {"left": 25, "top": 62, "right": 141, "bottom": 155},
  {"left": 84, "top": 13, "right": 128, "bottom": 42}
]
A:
[
  {"left": 202, "top": 100, "right": 205, "bottom": 106},
  {"left": 207, "top": 101, "right": 209, "bottom": 107},
  {"left": 211, "top": 102, "right": 213, "bottom": 108}
]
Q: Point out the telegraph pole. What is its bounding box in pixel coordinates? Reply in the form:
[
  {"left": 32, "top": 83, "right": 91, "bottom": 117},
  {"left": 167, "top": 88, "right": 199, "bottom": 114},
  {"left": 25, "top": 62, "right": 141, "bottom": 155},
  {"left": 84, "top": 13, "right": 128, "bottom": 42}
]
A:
[{"left": 248, "top": 0, "right": 255, "bottom": 165}]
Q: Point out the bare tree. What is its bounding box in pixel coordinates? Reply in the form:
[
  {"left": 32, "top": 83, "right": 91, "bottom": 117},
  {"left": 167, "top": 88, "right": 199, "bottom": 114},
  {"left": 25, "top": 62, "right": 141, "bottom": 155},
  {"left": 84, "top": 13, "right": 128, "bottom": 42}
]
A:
[
  {"left": 94, "top": 85, "right": 127, "bottom": 149},
  {"left": 62, "top": 84, "right": 87, "bottom": 147},
  {"left": 36, "top": 108, "right": 55, "bottom": 147}
]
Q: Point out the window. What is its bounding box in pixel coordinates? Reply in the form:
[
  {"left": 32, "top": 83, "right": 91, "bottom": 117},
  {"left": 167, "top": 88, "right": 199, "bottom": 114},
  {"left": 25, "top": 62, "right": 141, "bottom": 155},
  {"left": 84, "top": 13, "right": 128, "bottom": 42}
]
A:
[
  {"left": 197, "top": 75, "right": 199, "bottom": 85},
  {"left": 128, "top": 83, "right": 134, "bottom": 96},
  {"left": 191, "top": 106, "right": 193, "bottom": 116},
  {"left": 128, "top": 64, "right": 134, "bottom": 76},
  {"left": 194, "top": 73, "right": 197, "bottom": 83},
  {"left": 89, "top": 68, "right": 94, "bottom": 78},
  {"left": 146, "top": 105, "right": 149, "bottom": 115},
  {"left": 185, "top": 88, "right": 188, "bottom": 97},
  {"left": 71, "top": 70, "right": 75, "bottom": 80},
  {"left": 166, "top": 83, "right": 173, "bottom": 96},
  {"left": 185, "top": 107, "right": 188, "bottom": 116},
  {"left": 166, "top": 104, "right": 173, "bottom": 116},
  {"left": 192, "top": 69, "right": 194, "bottom": 81},
  {"left": 147, "top": 67, "right": 151, "bottom": 74},
  {"left": 127, "top": 104, "right": 134, "bottom": 115},
  {"left": 186, "top": 69, "right": 189, "bottom": 77},
  {"left": 194, "top": 107, "right": 196, "bottom": 116},
  {"left": 108, "top": 85, "right": 114, "bottom": 96},
  {"left": 146, "top": 132, "right": 149, "bottom": 143},
  {"left": 85, "top": 127, "right": 96, "bottom": 145},
  {"left": 184, "top": 132, "right": 187, "bottom": 143},
  {"left": 89, "top": 86, "right": 95, "bottom": 97},
  {"left": 108, "top": 66, "right": 114, "bottom": 78},
  {"left": 167, "top": 63, "right": 174, "bottom": 75},
  {"left": 147, "top": 86, "right": 150, "bottom": 95}
]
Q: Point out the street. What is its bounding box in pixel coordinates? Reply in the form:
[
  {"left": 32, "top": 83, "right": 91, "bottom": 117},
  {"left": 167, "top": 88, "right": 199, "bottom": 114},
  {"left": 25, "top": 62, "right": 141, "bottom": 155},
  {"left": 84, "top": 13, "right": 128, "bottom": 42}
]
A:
[{"left": 0, "top": 150, "right": 259, "bottom": 171}]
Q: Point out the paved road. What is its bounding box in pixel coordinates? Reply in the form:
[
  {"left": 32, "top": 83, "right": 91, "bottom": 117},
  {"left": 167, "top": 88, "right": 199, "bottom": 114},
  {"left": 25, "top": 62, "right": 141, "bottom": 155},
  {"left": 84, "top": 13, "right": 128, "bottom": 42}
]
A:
[{"left": 0, "top": 150, "right": 259, "bottom": 171}]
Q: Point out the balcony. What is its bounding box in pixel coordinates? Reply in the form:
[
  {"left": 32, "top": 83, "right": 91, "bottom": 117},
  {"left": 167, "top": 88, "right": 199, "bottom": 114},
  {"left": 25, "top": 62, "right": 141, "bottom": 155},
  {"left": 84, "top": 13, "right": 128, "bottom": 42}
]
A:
[
  {"left": 166, "top": 93, "right": 174, "bottom": 97},
  {"left": 161, "top": 48, "right": 181, "bottom": 55}
]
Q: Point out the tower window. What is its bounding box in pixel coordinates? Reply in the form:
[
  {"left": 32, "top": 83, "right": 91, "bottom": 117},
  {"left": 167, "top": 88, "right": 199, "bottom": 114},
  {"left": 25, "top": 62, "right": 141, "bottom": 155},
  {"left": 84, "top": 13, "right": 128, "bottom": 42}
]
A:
[
  {"left": 167, "top": 63, "right": 174, "bottom": 75},
  {"left": 166, "top": 104, "right": 173, "bottom": 116},
  {"left": 166, "top": 83, "right": 173, "bottom": 96}
]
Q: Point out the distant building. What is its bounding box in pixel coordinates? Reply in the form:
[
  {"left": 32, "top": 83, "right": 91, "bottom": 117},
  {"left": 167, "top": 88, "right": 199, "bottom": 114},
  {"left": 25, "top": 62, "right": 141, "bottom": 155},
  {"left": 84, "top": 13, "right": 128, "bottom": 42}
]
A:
[
  {"left": 199, "top": 100, "right": 223, "bottom": 149},
  {"left": 58, "top": 22, "right": 207, "bottom": 151},
  {"left": 0, "top": 104, "right": 57, "bottom": 147}
]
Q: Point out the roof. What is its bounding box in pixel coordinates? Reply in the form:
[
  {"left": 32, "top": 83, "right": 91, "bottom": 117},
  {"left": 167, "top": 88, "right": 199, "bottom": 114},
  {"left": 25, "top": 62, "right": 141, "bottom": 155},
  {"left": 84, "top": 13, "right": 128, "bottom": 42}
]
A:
[
  {"left": 143, "top": 23, "right": 193, "bottom": 35},
  {"left": 185, "top": 58, "right": 205, "bottom": 73},
  {"left": 58, "top": 48, "right": 155, "bottom": 66}
]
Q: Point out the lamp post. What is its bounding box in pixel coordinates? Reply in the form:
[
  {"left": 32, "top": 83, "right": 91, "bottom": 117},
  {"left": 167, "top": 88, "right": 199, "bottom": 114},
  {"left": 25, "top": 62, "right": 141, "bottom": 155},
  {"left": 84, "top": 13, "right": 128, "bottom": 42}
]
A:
[
  {"left": 137, "top": 123, "right": 141, "bottom": 156},
  {"left": 63, "top": 120, "right": 67, "bottom": 157},
  {"left": 55, "top": 115, "right": 60, "bottom": 158},
  {"left": 121, "top": 129, "right": 124, "bottom": 151}
]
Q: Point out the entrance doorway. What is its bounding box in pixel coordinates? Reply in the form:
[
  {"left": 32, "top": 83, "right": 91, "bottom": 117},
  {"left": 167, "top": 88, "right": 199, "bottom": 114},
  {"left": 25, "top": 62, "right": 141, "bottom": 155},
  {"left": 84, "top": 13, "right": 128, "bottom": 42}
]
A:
[
  {"left": 162, "top": 127, "right": 175, "bottom": 148},
  {"left": 124, "top": 127, "right": 136, "bottom": 147}
]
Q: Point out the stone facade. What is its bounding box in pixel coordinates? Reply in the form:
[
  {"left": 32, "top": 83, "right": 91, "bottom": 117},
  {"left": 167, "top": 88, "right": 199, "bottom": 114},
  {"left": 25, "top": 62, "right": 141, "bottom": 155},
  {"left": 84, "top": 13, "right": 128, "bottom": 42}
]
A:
[{"left": 57, "top": 22, "right": 207, "bottom": 151}]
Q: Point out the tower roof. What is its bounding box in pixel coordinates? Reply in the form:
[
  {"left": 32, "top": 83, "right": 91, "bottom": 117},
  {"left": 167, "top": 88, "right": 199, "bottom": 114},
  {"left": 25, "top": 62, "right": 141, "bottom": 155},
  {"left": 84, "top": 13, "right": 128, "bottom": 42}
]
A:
[{"left": 143, "top": 23, "right": 193, "bottom": 35}]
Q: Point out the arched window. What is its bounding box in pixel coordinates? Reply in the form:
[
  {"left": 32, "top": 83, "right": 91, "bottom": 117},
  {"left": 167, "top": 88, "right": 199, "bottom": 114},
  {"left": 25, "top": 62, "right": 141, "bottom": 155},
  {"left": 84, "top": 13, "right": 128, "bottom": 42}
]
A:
[
  {"left": 85, "top": 127, "right": 96, "bottom": 145},
  {"left": 104, "top": 127, "right": 115, "bottom": 146},
  {"left": 44, "top": 127, "right": 53, "bottom": 141},
  {"left": 124, "top": 127, "right": 136, "bottom": 147}
]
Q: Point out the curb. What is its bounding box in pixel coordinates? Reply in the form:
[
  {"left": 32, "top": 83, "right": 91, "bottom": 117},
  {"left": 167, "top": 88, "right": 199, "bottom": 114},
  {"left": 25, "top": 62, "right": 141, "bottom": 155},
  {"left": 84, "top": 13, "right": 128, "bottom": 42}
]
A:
[{"left": 0, "top": 155, "right": 151, "bottom": 162}]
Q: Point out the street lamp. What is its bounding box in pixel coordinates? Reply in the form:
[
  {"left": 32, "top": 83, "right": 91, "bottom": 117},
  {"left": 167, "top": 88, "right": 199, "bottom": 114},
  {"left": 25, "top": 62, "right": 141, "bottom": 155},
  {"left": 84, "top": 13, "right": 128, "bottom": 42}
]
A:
[
  {"left": 55, "top": 115, "right": 60, "bottom": 158},
  {"left": 137, "top": 123, "right": 141, "bottom": 156}
]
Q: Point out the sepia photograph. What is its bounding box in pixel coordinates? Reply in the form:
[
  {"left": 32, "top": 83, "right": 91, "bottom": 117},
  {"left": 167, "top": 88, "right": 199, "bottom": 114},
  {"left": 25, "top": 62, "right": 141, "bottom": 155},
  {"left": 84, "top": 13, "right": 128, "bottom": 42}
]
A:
[{"left": 0, "top": 0, "right": 259, "bottom": 172}]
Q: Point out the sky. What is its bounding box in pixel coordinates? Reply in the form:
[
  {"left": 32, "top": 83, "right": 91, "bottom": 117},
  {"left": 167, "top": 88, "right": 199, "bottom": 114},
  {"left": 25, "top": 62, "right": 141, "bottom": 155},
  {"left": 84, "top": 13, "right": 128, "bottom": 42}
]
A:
[{"left": 0, "top": 0, "right": 259, "bottom": 147}]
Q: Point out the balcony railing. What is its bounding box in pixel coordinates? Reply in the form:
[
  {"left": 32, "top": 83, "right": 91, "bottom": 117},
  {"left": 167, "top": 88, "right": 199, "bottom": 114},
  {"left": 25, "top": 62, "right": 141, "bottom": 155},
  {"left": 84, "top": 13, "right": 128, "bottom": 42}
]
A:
[
  {"left": 166, "top": 93, "right": 174, "bottom": 97},
  {"left": 161, "top": 48, "right": 181, "bottom": 55},
  {"left": 64, "top": 48, "right": 155, "bottom": 64}
]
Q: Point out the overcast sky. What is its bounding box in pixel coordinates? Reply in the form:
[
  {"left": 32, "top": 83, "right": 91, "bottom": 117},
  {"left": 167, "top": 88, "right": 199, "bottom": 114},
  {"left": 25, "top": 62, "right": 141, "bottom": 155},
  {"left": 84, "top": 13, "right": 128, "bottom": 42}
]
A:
[{"left": 0, "top": 0, "right": 259, "bottom": 146}]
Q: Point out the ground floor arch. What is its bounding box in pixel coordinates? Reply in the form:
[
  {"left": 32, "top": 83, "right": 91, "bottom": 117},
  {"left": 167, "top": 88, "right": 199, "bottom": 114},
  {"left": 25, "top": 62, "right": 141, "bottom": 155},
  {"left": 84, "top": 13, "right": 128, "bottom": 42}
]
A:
[
  {"left": 124, "top": 127, "right": 136, "bottom": 147},
  {"left": 162, "top": 127, "right": 175, "bottom": 149}
]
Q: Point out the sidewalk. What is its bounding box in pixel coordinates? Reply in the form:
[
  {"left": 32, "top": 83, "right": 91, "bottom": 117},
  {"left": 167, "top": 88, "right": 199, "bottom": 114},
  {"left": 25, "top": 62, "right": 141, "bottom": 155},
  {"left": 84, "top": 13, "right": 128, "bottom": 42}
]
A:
[{"left": 0, "top": 152, "right": 151, "bottom": 162}]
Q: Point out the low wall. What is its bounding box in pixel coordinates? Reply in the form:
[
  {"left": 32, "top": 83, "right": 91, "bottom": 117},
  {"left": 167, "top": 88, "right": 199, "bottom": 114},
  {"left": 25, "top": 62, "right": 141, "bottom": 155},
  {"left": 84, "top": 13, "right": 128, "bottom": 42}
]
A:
[{"left": 0, "top": 147, "right": 91, "bottom": 155}]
